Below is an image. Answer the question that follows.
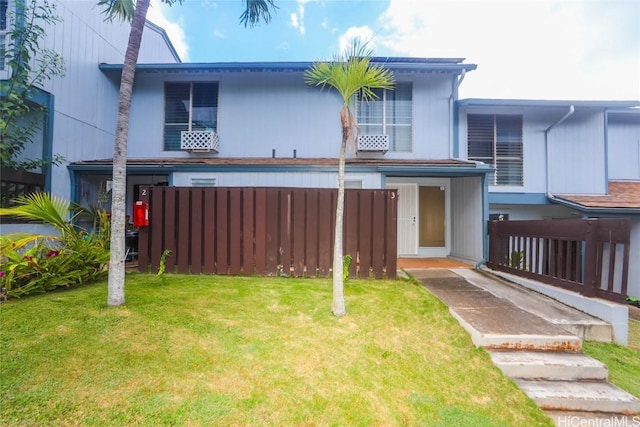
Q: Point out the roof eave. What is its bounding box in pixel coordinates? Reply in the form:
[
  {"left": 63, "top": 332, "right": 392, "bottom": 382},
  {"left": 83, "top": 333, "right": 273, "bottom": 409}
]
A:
[
  {"left": 549, "top": 196, "right": 640, "bottom": 215},
  {"left": 98, "top": 61, "right": 477, "bottom": 75}
]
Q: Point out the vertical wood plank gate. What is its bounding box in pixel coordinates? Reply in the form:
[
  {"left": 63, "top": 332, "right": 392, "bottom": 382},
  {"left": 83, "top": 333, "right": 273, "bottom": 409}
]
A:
[{"left": 137, "top": 186, "right": 398, "bottom": 279}]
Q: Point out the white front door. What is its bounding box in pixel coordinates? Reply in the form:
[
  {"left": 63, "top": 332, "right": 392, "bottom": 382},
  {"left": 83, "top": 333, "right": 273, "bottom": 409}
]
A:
[{"left": 387, "top": 183, "right": 418, "bottom": 256}]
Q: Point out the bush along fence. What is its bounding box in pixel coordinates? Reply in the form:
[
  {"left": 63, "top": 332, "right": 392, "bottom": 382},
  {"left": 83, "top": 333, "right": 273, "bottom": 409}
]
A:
[
  {"left": 137, "top": 186, "right": 398, "bottom": 279},
  {"left": 487, "top": 218, "right": 631, "bottom": 303}
]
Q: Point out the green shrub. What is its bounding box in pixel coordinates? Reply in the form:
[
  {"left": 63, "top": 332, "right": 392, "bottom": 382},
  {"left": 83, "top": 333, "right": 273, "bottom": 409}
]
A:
[{"left": 0, "top": 194, "right": 110, "bottom": 298}]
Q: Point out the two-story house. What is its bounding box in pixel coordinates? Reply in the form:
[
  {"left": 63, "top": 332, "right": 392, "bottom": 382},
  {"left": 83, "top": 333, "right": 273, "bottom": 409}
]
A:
[{"left": 71, "top": 58, "right": 493, "bottom": 266}]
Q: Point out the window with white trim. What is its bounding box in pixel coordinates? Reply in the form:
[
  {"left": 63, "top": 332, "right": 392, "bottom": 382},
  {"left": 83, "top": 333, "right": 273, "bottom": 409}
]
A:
[
  {"left": 468, "top": 114, "right": 523, "bottom": 186},
  {"left": 357, "top": 82, "right": 412, "bottom": 152},
  {"left": 164, "top": 82, "right": 218, "bottom": 151}
]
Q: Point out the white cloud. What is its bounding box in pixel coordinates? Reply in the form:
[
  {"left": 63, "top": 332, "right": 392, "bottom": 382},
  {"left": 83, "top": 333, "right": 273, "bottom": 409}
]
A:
[
  {"left": 375, "top": 0, "right": 640, "bottom": 100},
  {"left": 290, "top": 4, "right": 306, "bottom": 35},
  {"left": 339, "top": 26, "right": 376, "bottom": 55},
  {"left": 147, "top": 0, "right": 189, "bottom": 61},
  {"left": 212, "top": 29, "right": 225, "bottom": 39}
]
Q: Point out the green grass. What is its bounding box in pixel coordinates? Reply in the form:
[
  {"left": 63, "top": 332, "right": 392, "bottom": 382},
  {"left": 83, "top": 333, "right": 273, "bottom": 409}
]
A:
[
  {"left": 582, "top": 319, "right": 640, "bottom": 399},
  {"left": 0, "top": 274, "right": 553, "bottom": 426}
]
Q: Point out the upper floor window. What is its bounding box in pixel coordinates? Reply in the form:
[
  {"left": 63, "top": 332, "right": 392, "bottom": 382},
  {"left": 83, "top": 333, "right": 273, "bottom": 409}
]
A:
[
  {"left": 164, "top": 82, "right": 219, "bottom": 151},
  {"left": 468, "top": 114, "right": 523, "bottom": 186},
  {"left": 357, "top": 82, "right": 412, "bottom": 152}
]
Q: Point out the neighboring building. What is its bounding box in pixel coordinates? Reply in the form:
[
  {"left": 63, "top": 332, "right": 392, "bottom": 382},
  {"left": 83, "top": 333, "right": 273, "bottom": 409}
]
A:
[
  {"left": 458, "top": 100, "right": 640, "bottom": 297},
  {"left": 0, "top": 0, "right": 179, "bottom": 233}
]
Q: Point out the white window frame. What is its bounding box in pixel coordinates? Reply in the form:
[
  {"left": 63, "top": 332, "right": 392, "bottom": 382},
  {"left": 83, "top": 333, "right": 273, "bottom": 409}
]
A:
[
  {"left": 164, "top": 81, "right": 218, "bottom": 151},
  {"left": 356, "top": 82, "right": 412, "bottom": 152},
  {"left": 467, "top": 114, "right": 524, "bottom": 187}
]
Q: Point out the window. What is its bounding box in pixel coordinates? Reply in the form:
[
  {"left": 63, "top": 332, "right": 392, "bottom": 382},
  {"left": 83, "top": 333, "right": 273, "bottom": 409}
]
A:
[
  {"left": 190, "top": 177, "right": 216, "bottom": 187},
  {"left": 0, "top": 0, "right": 8, "bottom": 70},
  {"left": 164, "top": 82, "right": 218, "bottom": 151},
  {"left": 357, "top": 82, "right": 412, "bottom": 152},
  {"left": 468, "top": 114, "right": 523, "bottom": 186}
]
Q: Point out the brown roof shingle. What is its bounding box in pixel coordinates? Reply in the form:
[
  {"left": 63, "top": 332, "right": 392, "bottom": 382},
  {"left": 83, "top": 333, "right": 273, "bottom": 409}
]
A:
[{"left": 555, "top": 181, "right": 640, "bottom": 209}]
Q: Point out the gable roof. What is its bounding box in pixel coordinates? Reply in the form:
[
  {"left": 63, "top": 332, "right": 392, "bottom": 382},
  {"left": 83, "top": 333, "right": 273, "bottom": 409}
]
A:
[
  {"left": 144, "top": 20, "right": 182, "bottom": 63},
  {"left": 553, "top": 181, "right": 640, "bottom": 209}
]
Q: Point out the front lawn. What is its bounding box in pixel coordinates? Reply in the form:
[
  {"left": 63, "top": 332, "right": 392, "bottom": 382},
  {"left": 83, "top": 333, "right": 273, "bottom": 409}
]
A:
[
  {"left": 0, "top": 275, "right": 552, "bottom": 426},
  {"left": 582, "top": 319, "right": 640, "bottom": 399}
]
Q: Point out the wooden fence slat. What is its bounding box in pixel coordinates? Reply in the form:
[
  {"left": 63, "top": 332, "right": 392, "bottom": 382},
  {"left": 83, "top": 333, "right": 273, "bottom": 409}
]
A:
[
  {"left": 254, "top": 189, "right": 267, "bottom": 275},
  {"left": 317, "top": 191, "right": 333, "bottom": 276},
  {"left": 344, "top": 190, "right": 359, "bottom": 278},
  {"left": 229, "top": 188, "right": 242, "bottom": 275},
  {"left": 160, "top": 187, "right": 176, "bottom": 273},
  {"left": 190, "top": 188, "right": 203, "bottom": 275},
  {"left": 358, "top": 191, "right": 372, "bottom": 278},
  {"left": 177, "top": 189, "right": 191, "bottom": 273},
  {"left": 371, "top": 191, "right": 386, "bottom": 279},
  {"left": 203, "top": 189, "right": 216, "bottom": 274},
  {"left": 305, "top": 190, "right": 319, "bottom": 277},
  {"left": 279, "top": 189, "right": 292, "bottom": 276},
  {"left": 242, "top": 189, "right": 255, "bottom": 275},
  {"left": 292, "top": 190, "right": 306, "bottom": 277},
  {"left": 265, "top": 188, "right": 280, "bottom": 275},
  {"left": 215, "top": 189, "right": 229, "bottom": 274}
]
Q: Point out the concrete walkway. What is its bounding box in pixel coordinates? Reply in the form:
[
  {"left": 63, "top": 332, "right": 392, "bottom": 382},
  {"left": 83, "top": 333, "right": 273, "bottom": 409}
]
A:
[{"left": 406, "top": 267, "right": 640, "bottom": 425}]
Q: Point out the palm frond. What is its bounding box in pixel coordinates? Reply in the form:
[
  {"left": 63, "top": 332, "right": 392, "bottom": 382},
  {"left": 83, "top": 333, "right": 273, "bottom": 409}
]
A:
[
  {"left": 0, "top": 193, "right": 74, "bottom": 234},
  {"left": 98, "top": 0, "right": 135, "bottom": 22},
  {"left": 240, "top": 0, "right": 278, "bottom": 28},
  {"left": 0, "top": 233, "right": 61, "bottom": 253},
  {"left": 304, "top": 39, "right": 394, "bottom": 108}
]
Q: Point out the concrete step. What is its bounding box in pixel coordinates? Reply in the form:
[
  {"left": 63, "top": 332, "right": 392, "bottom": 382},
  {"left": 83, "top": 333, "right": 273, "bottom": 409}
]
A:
[
  {"left": 489, "top": 350, "right": 609, "bottom": 381},
  {"left": 515, "top": 379, "right": 640, "bottom": 415},
  {"left": 449, "top": 309, "right": 583, "bottom": 352}
]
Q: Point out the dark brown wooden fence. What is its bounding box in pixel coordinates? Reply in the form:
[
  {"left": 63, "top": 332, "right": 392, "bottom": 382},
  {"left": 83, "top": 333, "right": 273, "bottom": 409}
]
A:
[
  {"left": 488, "top": 218, "right": 631, "bottom": 303},
  {"left": 137, "top": 186, "right": 397, "bottom": 279}
]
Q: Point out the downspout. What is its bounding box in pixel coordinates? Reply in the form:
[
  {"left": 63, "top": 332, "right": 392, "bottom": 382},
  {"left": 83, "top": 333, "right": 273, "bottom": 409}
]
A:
[
  {"left": 449, "top": 69, "right": 466, "bottom": 159},
  {"left": 544, "top": 105, "right": 574, "bottom": 198}
]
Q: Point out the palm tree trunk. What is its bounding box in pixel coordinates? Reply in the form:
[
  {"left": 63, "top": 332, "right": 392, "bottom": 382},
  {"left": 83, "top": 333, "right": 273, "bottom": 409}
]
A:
[
  {"left": 332, "top": 108, "right": 349, "bottom": 316},
  {"left": 107, "top": 0, "right": 150, "bottom": 306}
]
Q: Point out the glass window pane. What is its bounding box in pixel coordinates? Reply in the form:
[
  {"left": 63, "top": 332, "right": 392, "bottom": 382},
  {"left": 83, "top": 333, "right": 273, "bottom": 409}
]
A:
[
  {"left": 192, "top": 83, "right": 218, "bottom": 130},
  {"left": 164, "top": 83, "right": 190, "bottom": 124}
]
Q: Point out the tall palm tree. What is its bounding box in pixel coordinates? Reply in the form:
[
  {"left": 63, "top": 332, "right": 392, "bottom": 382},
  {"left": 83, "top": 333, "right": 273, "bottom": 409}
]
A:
[
  {"left": 304, "top": 41, "right": 394, "bottom": 316},
  {"left": 100, "top": 0, "right": 277, "bottom": 306}
]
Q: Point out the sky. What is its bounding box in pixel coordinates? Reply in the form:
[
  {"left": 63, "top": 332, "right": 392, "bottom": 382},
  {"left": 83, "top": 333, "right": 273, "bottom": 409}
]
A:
[{"left": 146, "top": 0, "right": 640, "bottom": 101}]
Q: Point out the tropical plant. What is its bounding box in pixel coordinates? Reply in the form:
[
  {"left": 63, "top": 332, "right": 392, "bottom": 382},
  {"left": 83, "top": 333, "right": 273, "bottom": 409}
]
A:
[
  {"left": 0, "top": 0, "right": 65, "bottom": 171},
  {"left": 98, "top": 0, "right": 277, "bottom": 307},
  {"left": 304, "top": 41, "right": 394, "bottom": 316},
  {"left": 0, "top": 193, "right": 110, "bottom": 297}
]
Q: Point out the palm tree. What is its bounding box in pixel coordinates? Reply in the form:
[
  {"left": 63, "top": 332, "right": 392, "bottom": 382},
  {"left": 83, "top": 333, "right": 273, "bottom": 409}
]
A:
[
  {"left": 100, "top": 0, "right": 277, "bottom": 306},
  {"left": 304, "top": 41, "right": 394, "bottom": 316}
]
